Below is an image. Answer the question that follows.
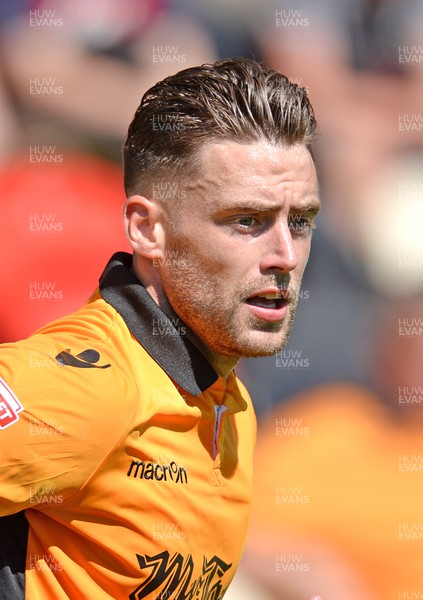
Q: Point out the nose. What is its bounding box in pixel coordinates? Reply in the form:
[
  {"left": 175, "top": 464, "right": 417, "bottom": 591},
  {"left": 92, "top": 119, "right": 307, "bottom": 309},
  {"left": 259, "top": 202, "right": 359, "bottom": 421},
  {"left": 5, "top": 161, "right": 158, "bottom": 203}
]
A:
[{"left": 259, "top": 221, "right": 298, "bottom": 273}]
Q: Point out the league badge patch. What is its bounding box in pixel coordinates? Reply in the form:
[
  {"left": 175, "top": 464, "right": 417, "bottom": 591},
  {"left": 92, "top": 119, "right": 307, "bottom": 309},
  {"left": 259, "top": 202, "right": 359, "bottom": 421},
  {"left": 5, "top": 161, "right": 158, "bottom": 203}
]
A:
[{"left": 0, "top": 376, "right": 23, "bottom": 429}]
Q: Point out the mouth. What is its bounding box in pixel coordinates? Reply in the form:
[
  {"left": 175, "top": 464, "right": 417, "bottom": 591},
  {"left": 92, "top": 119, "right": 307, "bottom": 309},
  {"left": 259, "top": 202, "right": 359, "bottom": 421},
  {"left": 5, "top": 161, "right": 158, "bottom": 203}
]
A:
[{"left": 245, "top": 292, "right": 287, "bottom": 310}]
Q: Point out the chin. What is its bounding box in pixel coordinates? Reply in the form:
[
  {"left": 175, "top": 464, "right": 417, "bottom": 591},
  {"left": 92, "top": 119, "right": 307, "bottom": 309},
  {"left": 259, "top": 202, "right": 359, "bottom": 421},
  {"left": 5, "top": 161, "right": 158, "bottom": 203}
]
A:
[
  {"left": 237, "top": 345, "right": 287, "bottom": 358},
  {"left": 215, "top": 332, "right": 291, "bottom": 359}
]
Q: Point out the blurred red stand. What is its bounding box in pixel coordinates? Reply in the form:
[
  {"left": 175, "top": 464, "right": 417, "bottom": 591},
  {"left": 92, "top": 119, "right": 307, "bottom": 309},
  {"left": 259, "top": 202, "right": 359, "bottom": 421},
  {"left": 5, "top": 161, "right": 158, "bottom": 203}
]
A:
[{"left": 0, "top": 154, "right": 130, "bottom": 342}]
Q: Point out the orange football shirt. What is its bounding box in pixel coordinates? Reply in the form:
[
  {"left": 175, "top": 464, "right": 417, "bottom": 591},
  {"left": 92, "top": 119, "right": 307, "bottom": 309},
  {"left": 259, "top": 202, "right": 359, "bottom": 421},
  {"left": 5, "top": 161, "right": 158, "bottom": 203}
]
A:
[{"left": 0, "top": 252, "right": 256, "bottom": 599}]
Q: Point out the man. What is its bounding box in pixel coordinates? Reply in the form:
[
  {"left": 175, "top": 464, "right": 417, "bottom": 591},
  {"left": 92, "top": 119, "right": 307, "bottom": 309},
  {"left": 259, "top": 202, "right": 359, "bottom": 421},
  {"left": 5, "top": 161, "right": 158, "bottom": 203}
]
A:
[{"left": 0, "top": 57, "right": 320, "bottom": 599}]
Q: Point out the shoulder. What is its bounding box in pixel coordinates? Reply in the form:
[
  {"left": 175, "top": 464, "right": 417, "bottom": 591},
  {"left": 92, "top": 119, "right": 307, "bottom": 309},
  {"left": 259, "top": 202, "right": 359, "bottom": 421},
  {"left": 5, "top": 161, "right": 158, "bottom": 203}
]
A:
[
  {"left": 0, "top": 294, "right": 140, "bottom": 440},
  {"left": 0, "top": 297, "right": 144, "bottom": 508}
]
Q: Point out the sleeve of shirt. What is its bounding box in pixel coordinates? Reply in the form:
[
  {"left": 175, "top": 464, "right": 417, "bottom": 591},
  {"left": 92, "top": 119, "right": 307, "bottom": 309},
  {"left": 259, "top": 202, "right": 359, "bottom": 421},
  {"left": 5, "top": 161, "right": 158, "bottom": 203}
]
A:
[{"left": 0, "top": 333, "right": 136, "bottom": 516}]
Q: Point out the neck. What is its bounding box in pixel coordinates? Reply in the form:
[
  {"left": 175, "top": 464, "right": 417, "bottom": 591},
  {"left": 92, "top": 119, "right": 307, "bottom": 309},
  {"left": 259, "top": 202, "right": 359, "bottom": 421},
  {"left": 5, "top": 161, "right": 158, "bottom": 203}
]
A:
[{"left": 183, "top": 332, "right": 239, "bottom": 380}]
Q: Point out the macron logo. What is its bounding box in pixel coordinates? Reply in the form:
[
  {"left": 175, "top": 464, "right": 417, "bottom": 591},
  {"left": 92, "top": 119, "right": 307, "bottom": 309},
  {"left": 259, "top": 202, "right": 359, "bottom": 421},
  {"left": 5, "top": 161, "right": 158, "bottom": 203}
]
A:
[{"left": 127, "top": 460, "right": 188, "bottom": 484}]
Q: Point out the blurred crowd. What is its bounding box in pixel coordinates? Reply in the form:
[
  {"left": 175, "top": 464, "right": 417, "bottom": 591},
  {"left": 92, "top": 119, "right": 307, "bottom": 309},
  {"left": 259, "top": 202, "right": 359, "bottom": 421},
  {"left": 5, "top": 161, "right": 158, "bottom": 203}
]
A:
[{"left": 0, "top": 1, "right": 422, "bottom": 599}]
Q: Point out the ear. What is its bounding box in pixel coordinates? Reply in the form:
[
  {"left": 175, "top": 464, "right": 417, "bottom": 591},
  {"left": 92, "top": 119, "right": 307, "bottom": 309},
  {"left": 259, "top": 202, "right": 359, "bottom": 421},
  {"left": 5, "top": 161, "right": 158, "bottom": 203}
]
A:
[{"left": 123, "top": 195, "right": 165, "bottom": 260}]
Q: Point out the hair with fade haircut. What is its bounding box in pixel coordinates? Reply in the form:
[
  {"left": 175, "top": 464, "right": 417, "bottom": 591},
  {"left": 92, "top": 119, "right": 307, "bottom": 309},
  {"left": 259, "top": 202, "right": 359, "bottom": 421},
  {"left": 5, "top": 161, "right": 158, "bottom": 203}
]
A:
[{"left": 123, "top": 56, "right": 317, "bottom": 198}]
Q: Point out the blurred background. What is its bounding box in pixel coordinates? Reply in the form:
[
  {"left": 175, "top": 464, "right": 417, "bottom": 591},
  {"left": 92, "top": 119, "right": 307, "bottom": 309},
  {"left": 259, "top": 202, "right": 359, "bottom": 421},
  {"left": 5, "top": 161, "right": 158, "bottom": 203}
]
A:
[{"left": 0, "top": 1, "right": 422, "bottom": 598}]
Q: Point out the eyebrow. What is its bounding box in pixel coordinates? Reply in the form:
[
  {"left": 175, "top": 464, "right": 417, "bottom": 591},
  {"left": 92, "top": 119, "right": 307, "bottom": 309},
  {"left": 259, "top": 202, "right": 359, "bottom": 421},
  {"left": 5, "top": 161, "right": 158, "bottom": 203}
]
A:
[
  {"left": 290, "top": 200, "right": 321, "bottom": 215},
  {"left": 219, "top": 199, "right": 321, "bottom": 215}
]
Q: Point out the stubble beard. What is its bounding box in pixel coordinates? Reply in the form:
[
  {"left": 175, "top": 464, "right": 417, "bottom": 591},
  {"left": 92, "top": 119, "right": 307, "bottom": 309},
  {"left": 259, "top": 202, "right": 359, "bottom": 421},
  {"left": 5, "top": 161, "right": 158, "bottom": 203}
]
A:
[{"left": 158, "top": 254, "right": 301, "bottom": 359}]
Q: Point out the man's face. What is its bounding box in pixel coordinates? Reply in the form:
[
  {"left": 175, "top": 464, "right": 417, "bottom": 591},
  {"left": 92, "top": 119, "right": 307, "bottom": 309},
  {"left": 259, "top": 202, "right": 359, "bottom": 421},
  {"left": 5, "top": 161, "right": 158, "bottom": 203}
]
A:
[{"left": 157, "top": 141, "right": 320, "bottom": 359}]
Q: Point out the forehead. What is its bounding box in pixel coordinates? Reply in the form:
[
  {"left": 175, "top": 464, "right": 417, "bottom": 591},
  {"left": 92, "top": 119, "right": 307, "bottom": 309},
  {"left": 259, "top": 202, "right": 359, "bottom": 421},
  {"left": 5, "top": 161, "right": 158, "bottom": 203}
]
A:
[{"left": 188, "top": 141, "right": 319, "bottom": 204}]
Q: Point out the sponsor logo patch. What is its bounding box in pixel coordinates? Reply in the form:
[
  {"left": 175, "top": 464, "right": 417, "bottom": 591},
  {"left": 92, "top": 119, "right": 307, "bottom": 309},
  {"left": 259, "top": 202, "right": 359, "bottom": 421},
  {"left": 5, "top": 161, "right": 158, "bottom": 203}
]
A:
[
  {"left": 0, "top": 377, "right": 24, "bottom": 429},
  {"left": 130, "top": 551, "right": 231, "bottom": 599}
]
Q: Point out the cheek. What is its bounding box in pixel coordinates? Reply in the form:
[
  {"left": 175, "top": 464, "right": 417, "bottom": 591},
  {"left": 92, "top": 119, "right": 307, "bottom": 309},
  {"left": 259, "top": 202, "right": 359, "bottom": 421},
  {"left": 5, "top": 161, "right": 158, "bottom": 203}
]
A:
[{"left": 170, "top": 233, "right": 235, "bottom": 274}]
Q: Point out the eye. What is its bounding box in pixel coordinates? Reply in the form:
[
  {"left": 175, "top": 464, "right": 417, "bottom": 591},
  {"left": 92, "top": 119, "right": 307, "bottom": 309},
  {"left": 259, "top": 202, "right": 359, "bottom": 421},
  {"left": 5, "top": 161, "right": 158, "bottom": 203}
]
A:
[
  {"left": 226, "top": 213, "right": 268, "bottom": 236},
  {"left": 288, "top": 214, "right": 316, "bottom": 236},
  {"left": 235, "top": 216, "right": 257, "bottom": 228}
]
